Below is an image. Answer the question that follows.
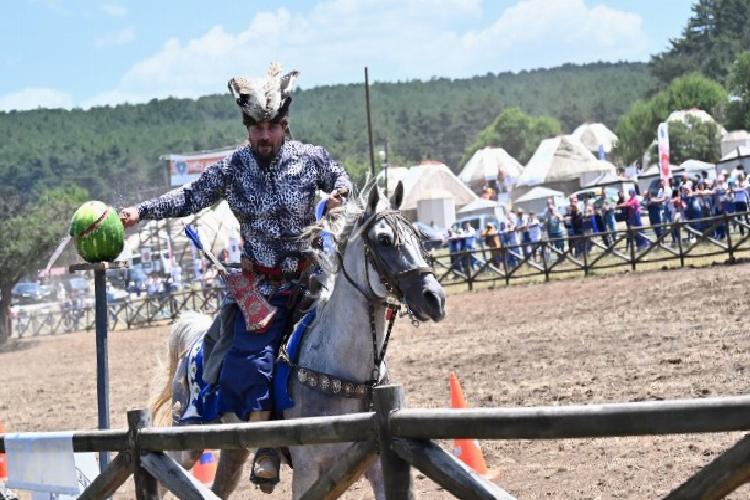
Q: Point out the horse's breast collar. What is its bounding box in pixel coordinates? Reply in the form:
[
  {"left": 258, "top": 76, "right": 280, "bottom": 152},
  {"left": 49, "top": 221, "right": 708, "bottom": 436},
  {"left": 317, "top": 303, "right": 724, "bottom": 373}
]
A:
[{"left": 293, "top": 365, "right": 383, "bottom": 399}]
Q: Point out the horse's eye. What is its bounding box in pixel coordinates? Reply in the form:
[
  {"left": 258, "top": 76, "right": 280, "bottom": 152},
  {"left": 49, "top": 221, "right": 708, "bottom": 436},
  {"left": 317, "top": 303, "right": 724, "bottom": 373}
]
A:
[{"left": 377, "top": 233, "right": 393, "bottom": 246}]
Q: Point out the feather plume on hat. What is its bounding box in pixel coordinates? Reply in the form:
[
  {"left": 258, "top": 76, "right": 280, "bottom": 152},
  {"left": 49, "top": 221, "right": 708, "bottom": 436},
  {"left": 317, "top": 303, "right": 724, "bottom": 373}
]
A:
[{"left": 228, "top": 63, "right": 299, "bottom": 123}]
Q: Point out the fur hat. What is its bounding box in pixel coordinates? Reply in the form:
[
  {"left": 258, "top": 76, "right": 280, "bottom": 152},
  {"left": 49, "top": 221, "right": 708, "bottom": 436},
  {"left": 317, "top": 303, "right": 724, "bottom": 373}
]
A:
[{"left": 227, "top": 63, "right": 299, "bottom": 124}]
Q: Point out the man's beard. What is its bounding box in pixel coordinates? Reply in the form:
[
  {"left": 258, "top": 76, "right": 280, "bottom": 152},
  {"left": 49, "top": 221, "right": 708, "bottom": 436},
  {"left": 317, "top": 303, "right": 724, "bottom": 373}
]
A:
[{"left": 252, "top": 140, "right": 283, "bottom": 167}]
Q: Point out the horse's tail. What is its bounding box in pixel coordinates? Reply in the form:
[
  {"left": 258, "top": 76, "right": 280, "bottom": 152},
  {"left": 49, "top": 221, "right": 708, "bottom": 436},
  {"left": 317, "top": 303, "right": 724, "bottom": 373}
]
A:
[{"left": 149, "top": 311, "right": 212, "bottom": 426}]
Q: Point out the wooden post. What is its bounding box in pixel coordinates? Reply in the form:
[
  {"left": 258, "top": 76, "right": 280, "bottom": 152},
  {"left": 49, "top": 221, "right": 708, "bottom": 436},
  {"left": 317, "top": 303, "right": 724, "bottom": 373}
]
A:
[
  {"left": 140, "top": 452, "right": 220, "bottom": 500},
  {"left": 541, "top": 241, "right": 549, "bottom": 282},
  {"left": 78, "top": 451, "right": 134, "bottom": 499},
  {"left": 373, "top": 385, "right": 413, "bottom": 500},
  {"left": 465, "top": 251, "right": 474, "bottom": 291},
  {"left": 667, "top": 433, "right": 750, "bottom": 500},
  {"left": 628, "top": 228, "right": 636, "bottom": 271},
  {"left": 582, "top": 235, "right": 589, "bottom": 277},
  {"left": 128, "top": 410, "right": 159, "bottom": 500},
  {"left": 391, "top": 438, "right": 515, "bottom": 500},
  {"left": 500, "top": 247, "right": 509, "bottom": 286},
  {"left": 725, "top": 212, "right": 734, "bottom": 262},
  {"left": 300, "top": 440, "right": 378, "bottom": 500},
  {"left": 676, "top": 221, "right": 685, "bottom": 267}
]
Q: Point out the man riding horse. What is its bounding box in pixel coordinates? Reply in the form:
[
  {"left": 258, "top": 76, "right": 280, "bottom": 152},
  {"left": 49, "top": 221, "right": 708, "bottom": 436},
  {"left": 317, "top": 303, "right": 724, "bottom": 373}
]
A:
[{"left": 120, "top": 62, "right": 351, "bottom": 487}]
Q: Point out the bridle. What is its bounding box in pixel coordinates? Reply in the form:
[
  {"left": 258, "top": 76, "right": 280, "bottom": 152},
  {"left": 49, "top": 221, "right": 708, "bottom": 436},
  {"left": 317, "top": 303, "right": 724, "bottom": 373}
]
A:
[
  {"left": 331, "top": 210, "right": 433, "bottom": 391},
  {"left": 337, "top": 209, "right": 433, "bottom": 303}
]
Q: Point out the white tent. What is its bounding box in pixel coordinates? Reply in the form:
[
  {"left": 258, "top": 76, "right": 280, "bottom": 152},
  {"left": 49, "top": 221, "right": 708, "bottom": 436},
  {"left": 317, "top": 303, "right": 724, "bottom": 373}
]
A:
[
  {"left": 667, "top": 109, "right": 727, "bottom": 136},
  {"left": 718, "top": 145, "right": 750, "bottom": 171},
  {"left": 514, "top": 186, "right": 566, "bottom": 215},
  {"left": 458, "top": 147, "right": 523, "bottom": 191},
  {"left": 572, "top": 123, "right": 618, "bottom": 154},
  {"left": 515, "top": 135, "right": 616, "bottom": 197},
  {"left": 377, "top": 162, "right": 477, "bottom": 216},
  {"left": 722, "top": 130, "right": 750, "bottom": 157}
]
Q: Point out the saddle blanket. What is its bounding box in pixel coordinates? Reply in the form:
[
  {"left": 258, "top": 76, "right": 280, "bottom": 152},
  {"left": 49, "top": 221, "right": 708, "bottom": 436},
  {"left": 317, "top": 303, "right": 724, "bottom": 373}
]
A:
[{"left": 181, "top": 309, "right": 316, "bottom": 422}]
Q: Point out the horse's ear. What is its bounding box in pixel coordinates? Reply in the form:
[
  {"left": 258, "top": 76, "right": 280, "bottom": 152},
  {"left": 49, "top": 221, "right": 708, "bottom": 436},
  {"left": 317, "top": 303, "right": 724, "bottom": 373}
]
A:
[
  {"left": 366, "top": 186, "right": 380, "bottom": 215},
  {"left": 390, "top": 181, "right": 404, "bottom": 210}
]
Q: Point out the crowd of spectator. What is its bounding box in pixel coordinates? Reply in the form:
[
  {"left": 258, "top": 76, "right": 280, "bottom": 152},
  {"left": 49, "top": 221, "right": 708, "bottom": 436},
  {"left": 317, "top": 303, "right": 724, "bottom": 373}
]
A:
[{"left": 447, "top": 165, "right": 750, "bottom": 272}]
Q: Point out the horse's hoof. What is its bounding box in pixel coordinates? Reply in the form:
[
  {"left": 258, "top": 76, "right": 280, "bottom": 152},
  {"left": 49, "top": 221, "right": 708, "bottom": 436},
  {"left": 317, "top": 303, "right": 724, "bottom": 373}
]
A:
[
  {"left": 259, "top": 483, "right": 275, "bottom": 494},
  {"left": 250, "top": 447, "right": 280, "bottom": 493}
]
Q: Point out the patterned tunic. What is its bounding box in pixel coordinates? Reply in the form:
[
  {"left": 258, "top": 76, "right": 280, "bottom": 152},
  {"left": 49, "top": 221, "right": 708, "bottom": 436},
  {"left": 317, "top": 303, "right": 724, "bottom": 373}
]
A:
[{"left": 137, "top": 140, "right": 351, "bottom": 270}]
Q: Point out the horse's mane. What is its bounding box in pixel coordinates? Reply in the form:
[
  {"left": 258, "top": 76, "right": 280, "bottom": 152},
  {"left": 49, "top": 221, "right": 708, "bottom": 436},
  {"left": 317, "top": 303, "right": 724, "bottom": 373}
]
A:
[{"left": 300, "top": 180, "right": 375, "bottom": 304}]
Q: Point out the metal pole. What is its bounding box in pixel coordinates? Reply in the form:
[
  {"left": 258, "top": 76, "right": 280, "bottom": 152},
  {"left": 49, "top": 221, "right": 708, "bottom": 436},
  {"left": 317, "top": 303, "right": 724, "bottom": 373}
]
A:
[
  {"left": 94, "top": 268, "right": 110, "bottom": 472},
  {"left": 383, "top": 138, "right": 389, "bottom": 197},
  {"left": 364, "top": 67, "right": 376, "bottom": 178}
]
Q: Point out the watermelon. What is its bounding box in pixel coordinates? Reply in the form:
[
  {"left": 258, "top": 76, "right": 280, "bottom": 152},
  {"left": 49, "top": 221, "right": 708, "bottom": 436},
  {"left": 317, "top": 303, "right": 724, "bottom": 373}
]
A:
[{"left": 69, "top": 201, "right": 125, "bottom": 263}]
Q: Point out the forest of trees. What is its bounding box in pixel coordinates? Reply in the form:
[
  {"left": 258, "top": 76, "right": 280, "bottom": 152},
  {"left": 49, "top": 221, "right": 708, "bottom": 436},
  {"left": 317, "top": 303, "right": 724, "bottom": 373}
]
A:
[{"left": 0, "top": 61, "right": 656, "bottom": 205}]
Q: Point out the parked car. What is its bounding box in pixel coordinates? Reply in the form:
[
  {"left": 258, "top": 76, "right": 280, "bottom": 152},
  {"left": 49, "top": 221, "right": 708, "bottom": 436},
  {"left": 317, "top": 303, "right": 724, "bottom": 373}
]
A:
[
  {"left": 413, "top": 222, "right": 448, "bottom": 250},
  {"left": 11, "top": 282, "right": 52, "bottom": 304}
]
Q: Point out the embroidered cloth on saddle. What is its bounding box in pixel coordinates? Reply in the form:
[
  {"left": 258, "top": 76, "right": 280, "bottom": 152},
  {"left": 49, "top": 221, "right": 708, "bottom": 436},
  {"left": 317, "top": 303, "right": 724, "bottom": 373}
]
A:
[
  {"left": 181, "top": 292, "right": 295, "bottom": 423},
  {"left": 273, "top": 309, "right": 317, "bottom": 412}
]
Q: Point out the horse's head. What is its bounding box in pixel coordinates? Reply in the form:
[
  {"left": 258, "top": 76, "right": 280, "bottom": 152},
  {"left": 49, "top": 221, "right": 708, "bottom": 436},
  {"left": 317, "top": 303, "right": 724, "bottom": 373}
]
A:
[{"left": 338, "top": 181, "right": 446, "bottom": 322}]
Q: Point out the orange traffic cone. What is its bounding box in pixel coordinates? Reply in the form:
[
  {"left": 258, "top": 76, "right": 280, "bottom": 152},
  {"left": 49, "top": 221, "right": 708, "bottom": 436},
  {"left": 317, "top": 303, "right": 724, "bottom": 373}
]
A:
[
  {"left": 449, "top": 372, "right": 488, "bottom": 475},
  {"left": 0, "top": 420, "right": 7, "bottom": 480},
  {"left": 193, "top": 449, "right": 218, "bottom": 485}
]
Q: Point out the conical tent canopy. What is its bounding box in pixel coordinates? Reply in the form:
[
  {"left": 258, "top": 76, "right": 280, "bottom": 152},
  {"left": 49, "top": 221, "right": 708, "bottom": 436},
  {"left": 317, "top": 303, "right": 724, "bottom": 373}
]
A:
[
  {"left": 515, "top": 135, "right": 616, "bottom": 195},
  {"left": 378, "top": 162, "right": 477, "bottom": 212},
  {"left": 572, "top": 123, "right": 618, "bottom": 154},
  {"left": 459, "top": 147, "right": 523, "bottom": 185},
  {"left": 513, "top": 186, "right": 566, "bottom": 215}
]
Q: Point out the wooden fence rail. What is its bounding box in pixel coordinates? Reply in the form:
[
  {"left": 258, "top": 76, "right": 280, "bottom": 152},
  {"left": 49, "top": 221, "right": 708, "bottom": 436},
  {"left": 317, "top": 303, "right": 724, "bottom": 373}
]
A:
[
  {"left": 431, "top": 210, "right": 750, "bottom": 291},
  {"left": 3, "top": 385, "right": 750, "bottom": 499},
  {"left": 10, "top": 286, "right": 226, "bottom": 338}
]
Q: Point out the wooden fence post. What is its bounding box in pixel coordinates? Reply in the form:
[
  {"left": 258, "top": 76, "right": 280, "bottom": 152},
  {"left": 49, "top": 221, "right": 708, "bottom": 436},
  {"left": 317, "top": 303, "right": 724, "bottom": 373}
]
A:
[
  {"left": 501, "top": 247, "right": 509, "bottom": 286},
  {"left": 628, "top": 228, "right": 636, "bottom": 271},
  {"left": 465, "top": 250, "right": 474, "bottom": 291},
  {"left": 676, "top": 221, "right": 685, "bottom": 268},
  {"left": 128, "top": 409, "right": 159, "bottom": 500},
  {"left": 373, "top": 385, "right": 413, "bottom": 500},
  {"left": 725, "top": 213, "right": 735, "bottom": 262},
  {"left": 541, "top": 241, "right": 550, "bottom": 282},
  {"left": 582, "top": 235, "right": 589, "bottom": 277}
]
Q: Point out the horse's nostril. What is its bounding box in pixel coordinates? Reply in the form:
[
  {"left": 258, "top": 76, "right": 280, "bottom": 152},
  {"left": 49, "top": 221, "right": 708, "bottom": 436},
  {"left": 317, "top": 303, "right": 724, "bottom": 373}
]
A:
[{"left": 423, "top": 290, "right": 440, "bottom": 309}]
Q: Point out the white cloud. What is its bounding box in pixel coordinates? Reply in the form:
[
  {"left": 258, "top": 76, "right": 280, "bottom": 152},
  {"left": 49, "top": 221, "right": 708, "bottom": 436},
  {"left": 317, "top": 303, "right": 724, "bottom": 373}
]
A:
[
  {"left": 0, "top": 88, "right": 73, "bottom": 111},
  {"left": 81, "top": 0, "right": 648, "bottom": 107},
  {"left": 29, "top": 0, "right": 67, "bottom": 14},
  {"left": 94, "top": 26, "right": 136, "bottom": 48},
  {"left": 100, "top": 2, "right": 128, "bottom": 17}
]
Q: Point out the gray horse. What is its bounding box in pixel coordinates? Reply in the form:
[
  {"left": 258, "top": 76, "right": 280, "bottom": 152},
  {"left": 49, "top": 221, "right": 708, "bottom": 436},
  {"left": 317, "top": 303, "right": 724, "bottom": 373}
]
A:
[{"left": 149, "top": 182, "right": 446, "bottom": 498}]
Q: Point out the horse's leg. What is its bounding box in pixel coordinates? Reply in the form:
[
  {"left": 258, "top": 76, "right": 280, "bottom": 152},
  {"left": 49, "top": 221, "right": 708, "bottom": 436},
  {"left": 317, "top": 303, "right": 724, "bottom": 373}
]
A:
[
  {"left": 212, "top": 448, "right": 250, "bottom": 499},
  {"left": 364, "top": 459, "right": 387, "bottom": 500},
  {"left": 290, "top": 445, "right": 322, "bottom": 500}
]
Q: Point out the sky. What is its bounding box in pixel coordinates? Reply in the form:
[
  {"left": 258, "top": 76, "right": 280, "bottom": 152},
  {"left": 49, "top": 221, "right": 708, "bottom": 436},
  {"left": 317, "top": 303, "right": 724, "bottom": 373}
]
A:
[{"left": 0, "top": 0, "right": 695, "bottom": 112}]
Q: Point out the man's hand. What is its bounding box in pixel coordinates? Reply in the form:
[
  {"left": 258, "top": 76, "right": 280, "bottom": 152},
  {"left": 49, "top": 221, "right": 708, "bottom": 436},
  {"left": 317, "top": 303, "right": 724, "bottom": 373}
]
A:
[
  {"left": 119, "top": 207, "right": 140, "bottom": 228},
  {"left": 326, "top": 188, "right": 348, "bottom": 211}
]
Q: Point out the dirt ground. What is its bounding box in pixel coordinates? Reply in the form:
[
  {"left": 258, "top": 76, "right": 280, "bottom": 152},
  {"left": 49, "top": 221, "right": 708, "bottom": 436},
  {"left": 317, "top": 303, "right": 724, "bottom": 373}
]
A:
[{"left": 3, "top": 263, "right": 750, "bottom": 499}]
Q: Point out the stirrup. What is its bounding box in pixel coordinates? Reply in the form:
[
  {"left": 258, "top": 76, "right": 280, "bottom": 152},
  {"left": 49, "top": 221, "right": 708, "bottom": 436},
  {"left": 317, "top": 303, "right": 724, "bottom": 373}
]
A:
[{"left": 250, "top": 447, "right": 281, "bottom": 494}]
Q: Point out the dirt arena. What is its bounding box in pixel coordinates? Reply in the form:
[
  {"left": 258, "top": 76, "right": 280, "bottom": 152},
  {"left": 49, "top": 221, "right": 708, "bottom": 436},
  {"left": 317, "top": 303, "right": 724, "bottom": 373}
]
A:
[{"left": 3, "top": 264, "right": 750, "bottom": 499}]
